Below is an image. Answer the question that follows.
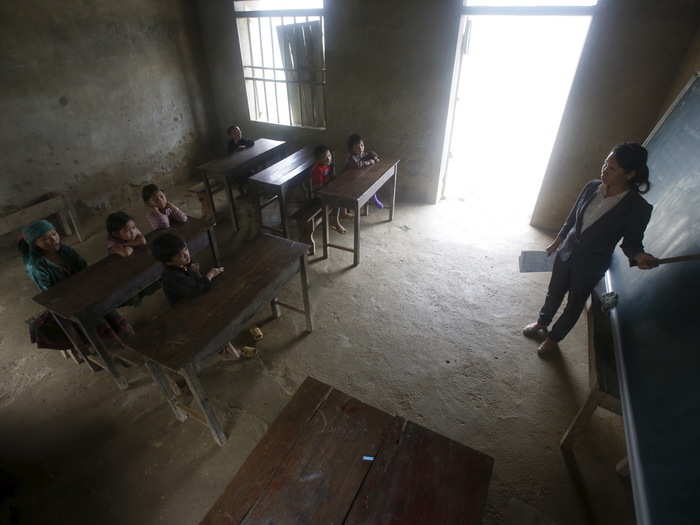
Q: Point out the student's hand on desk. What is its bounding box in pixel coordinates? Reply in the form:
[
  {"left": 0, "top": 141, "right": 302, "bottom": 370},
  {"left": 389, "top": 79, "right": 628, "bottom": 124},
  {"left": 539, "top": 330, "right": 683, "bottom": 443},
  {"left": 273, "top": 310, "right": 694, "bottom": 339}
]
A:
[
  {"left": 634, "top": 252, "right": 659, "bottom": 269},
  {"left": 206, "top": 267, "right": 224, "bottom": 280},
  {"left": 545, "top": 237, "right": 562, "bottom": 256},
  {"left": 190, "top": 262, "right": 200, "bottom": 273}
]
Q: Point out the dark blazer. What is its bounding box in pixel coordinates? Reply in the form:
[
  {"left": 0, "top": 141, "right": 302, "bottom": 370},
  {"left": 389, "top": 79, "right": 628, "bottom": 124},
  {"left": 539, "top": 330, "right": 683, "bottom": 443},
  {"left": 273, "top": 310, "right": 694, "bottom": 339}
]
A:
[
  {"left": 557, "top": 180, "right": 652, "bottom": 275},
  {"left": 162, "top": 264, "right": 212, "bottom": 305}
]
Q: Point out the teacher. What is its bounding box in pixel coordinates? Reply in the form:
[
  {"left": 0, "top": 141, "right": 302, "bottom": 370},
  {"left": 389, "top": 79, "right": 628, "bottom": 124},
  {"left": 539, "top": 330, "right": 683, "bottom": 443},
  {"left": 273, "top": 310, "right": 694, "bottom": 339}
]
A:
[{"left": 523, "top": 143, "right": 659, "bottom": 356}]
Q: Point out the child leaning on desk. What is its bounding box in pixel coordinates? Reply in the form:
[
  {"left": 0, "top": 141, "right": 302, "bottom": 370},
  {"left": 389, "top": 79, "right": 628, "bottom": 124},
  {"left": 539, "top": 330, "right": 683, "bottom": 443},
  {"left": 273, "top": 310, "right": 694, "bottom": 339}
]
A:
[
  {"left": 142, "top": 184, "right": 188, "bottom": 231},
  {"left": 311, "top": 145, "right": 346, "bottom": 234},
  {"left": 345, "top": 133, "right": 383, "bottom": 209},
  {"left": 106, "top": 211, "right": 146, "bottom": 257},
  {"left": 227, "top": 125, "right": 255, "bottom": 155},
  {"left": 150, "top": 232, "right": 261, "bottom": 360}
]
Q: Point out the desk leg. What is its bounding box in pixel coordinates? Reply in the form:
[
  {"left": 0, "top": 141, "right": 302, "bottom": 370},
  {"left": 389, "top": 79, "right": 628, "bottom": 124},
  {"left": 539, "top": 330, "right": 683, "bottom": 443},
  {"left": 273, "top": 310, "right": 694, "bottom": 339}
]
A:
[
  {"left": 207, "top": 227, "right": 221, "bottom": 267},
  {"left": 181, "top": 363, "right": 226, "bottom": 446},
  {"left": 202, "top": 173, "right": 217, "bottom": 223},
  {"left": 300, "top": 255, "right": 313, "bottom": 332},
  {"left": 51, "top": 313, "right": 98, "bottom": 371},
  {"left": 279, "top": 187, "right": 290, "bottom": 238},
  {"left": 256, "top": 191, "right": 264, "bottom": 232},
  {"left": 353, "top": 201, "right": 361, "bottom": 267},
  {"left": 322, "top": 204, "right": 329, "bottom": 260},
  {"left": 223, "top": 176, "right": 240, "bottom": 231},
  {"left": 146, "top": 361, "right": 187, "bottom": 422},
  {"left": 76, "top": 316, "right": 128, "bottom": 390},
  {"left": 271, "top": 298, "right": 281, "bottom": 319},
  {"left": 390, "top": 166, "right": 398, "bottom": 222}
]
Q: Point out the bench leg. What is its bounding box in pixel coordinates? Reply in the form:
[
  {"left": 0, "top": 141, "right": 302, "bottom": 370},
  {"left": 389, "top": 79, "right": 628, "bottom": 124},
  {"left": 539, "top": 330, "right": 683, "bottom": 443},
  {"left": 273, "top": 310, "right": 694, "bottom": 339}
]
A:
[
  {"left": 75, "top": 316, "right": 129, "bottom": 390},
  {"left": 181, "top": 363, "right": 226, "bottom": 446},
  {"left": 223, "top": 176, "right": 239, "bottom": 231},
  {"left": 390, "top": 166, "right": 398, "bottom": 222},
  {"left": 560, "top": 389, "right": 600, "bottom": 452},
  {"left": 300, "top": 255, "right": 313, "bottom": 332},
  {"left": 271, "top": 297, "right": 281, "bottom": 319},
  {"left": 322, "top": 205, "right": 329, "bottom": 260},
  {"left": 202, "top": 173, "right": 218, "bottom": 224},
  {"left": 51, "top": 313, "right": 99, "bottom": 371},
  {"left": 207, "top": 227, "right": 221, "bottom": 267},
  {"left": 353, "top": 202, "right": 361, "bottom": 267},
  {"left": 146, "top": 361, "right": 188, "bottom": 422}
]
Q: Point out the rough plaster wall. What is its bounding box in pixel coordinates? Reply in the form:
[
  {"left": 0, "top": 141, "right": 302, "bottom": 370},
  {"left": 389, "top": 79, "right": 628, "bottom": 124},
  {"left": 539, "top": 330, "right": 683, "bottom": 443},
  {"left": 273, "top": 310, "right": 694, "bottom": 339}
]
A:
[
  {"left": 662, "top": 24, "right": 700, "bottom": 113},
  {"left": 196, "top": 0, "right": 461, "bottom": 203},
  {"left": 530, "top": 0, "right": 700, "bottom": 231},
  {"left": 0, "top": 0, "right": 216, "bottom": 217}
]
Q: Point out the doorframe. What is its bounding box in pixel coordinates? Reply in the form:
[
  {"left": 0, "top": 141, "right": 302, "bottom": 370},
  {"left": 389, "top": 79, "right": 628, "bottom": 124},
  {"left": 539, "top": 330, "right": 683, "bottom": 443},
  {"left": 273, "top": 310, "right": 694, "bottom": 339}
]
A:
[{"left": 434, "top": 2, "right": 597, "bottom": 204}]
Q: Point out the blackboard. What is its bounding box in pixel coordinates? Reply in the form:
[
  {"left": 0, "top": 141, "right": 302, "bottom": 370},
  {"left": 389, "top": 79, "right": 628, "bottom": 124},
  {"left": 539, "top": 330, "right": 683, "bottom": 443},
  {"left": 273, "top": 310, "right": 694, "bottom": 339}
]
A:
[{"left": 605, "top": 72, "right": 700, "bottom": 525}]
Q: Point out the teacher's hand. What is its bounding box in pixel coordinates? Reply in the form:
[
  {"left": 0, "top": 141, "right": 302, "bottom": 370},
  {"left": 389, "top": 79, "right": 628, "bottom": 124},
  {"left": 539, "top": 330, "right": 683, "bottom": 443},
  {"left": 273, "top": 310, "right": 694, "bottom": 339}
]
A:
[
  {"left": 634, "top": 252, "right": 659, "bottom": 269},
  {"left": 545, "top": 237, "right": 562, "bottom": 256}
]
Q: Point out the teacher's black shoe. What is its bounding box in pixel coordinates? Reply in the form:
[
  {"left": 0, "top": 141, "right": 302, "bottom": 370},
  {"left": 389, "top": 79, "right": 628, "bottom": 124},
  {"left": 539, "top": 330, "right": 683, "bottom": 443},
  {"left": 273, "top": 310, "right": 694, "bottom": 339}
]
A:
[
  {"left": 537, "top": 338, "right": 560, "bottom": 357},
  {"left": 522, "top": 322, "right": 548, "bottom": 342}
]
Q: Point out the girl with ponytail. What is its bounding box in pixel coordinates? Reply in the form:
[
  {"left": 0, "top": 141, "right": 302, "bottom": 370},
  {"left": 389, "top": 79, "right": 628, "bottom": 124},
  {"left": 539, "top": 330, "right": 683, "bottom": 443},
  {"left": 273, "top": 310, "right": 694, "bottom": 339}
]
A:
[{"left": 523, "top": 143, "right": 659, "bottom": 356}]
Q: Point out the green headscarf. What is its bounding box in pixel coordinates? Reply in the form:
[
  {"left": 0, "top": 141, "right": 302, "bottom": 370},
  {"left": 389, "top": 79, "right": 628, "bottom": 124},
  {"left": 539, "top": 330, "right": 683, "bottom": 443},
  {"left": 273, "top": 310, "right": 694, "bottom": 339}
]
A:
[{"left": 19, "top": 220, "right": 55, "bottom": 264}]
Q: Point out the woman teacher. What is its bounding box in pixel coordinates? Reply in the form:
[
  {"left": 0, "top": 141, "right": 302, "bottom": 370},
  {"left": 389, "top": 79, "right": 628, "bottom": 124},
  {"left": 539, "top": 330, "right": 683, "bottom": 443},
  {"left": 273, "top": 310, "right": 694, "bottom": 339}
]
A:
[{"left": 523, "top": 143, "right": 659, "bottom": 356}]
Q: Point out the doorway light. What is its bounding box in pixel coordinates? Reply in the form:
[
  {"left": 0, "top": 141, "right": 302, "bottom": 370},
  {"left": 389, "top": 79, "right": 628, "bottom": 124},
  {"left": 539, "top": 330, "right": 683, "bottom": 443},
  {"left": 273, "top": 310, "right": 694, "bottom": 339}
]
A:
[{"left": 463, "top": 1, "right": 597, "bottom": 6}]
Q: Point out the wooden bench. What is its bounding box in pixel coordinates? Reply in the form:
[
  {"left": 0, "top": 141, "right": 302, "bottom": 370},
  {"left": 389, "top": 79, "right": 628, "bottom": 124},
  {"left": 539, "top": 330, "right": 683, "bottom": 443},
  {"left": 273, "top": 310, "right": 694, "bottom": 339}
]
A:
[
  {"left": 292, "top": 198, "right": 323, "bottom": 255},
  {"left": 0, "top": 193, "right": 82, "bottom": 242},
  {"left": 199, "top": 377, "right": 494, "bottom": 524},
  {"left": 126, "top": 234, "right": 312, "bottom": 445},
  {"left": 188, "top": 181, "right": 224, "bottom": 221}
]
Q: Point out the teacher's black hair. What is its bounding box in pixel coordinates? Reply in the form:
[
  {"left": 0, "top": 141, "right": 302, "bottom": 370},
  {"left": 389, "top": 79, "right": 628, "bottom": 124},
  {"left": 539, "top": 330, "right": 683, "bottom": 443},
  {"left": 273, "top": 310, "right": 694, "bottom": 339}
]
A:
[{"left": 611, "top": 142, "right": 651, "bottom": 194}]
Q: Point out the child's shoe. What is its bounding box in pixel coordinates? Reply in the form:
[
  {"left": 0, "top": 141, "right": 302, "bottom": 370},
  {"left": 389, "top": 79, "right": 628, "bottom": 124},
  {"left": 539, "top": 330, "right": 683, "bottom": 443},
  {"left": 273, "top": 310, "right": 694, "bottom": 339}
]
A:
[
  {"left": 240, "top": 346, "right": 257, "bottom": 358},
  {"left": 249, "top": 326, "right": 264, "bottom": 342}
]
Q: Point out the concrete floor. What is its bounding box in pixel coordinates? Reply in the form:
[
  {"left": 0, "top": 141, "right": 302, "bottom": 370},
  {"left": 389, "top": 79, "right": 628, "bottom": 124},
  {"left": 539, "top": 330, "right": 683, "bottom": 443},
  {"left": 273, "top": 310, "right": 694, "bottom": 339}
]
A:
[{"left": 0, "top": 185, "right": 635, "bottom": 525}]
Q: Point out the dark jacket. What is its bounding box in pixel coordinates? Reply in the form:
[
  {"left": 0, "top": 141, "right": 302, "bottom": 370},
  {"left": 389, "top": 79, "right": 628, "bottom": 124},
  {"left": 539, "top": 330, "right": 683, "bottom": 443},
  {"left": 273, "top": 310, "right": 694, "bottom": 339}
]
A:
[
  {"left": 557, "top": 180, "right": 652, "bottom": 274},
  {"left": 227, "top": 138, "right": 255, "bottom": 155},
  {"left": 162, "top": 264, "right": 212, "bottom": 305}
]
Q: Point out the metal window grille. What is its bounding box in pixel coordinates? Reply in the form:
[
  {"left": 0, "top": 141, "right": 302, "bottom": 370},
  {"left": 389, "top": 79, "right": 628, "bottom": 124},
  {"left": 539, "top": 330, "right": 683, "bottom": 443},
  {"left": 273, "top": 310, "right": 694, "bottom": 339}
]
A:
[{"left": 234, "top": 6, "right": 327, "bottom": 129}]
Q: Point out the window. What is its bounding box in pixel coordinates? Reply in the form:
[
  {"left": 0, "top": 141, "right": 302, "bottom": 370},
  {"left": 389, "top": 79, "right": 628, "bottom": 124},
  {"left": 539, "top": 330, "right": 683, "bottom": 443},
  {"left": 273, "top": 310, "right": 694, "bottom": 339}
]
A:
[{"left": 234, "top": 1, "right": 326, "bottom": 129}]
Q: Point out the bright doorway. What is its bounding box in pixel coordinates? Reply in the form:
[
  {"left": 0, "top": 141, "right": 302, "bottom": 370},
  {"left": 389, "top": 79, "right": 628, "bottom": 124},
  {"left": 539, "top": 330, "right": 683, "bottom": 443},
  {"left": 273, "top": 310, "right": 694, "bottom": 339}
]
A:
[{"left": 441, "top": 4, "right": 594, "bottom": 225}]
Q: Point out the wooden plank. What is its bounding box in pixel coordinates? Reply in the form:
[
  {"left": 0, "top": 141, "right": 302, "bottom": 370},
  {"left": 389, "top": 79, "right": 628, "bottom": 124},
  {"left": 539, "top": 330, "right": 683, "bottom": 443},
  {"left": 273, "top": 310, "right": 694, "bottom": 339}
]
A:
[
  {"left": 345, "top": 419, "right": 494, "bottom": 525},
  {"left": 197, "top": 139, "right": 286, "bottom": 174},
  {"left": 0, "top": 195, "right": 66, "bottom": 236},
  {"left": 199, "top": 377, "right": 333, "bottom": 525},
  {"left": 249, "top": 146, "right": 315, "bottom": 187},
  {"left": 239, "top": 387, "right": 394, "bottom": 524},
  {"left": 127, "top": 234, "right": 308, "bottom": 369},
  {"left": 317, "top": 159, "right": 399, "bottom": 204},
  {"left": 33, "top": 217, "right": 212, "bottom": 317}
]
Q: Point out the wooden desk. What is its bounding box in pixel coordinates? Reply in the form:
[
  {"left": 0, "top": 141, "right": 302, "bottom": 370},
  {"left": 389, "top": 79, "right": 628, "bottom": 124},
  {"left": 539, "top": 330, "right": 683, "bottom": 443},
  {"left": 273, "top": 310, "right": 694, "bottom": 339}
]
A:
[
  {"left": 33, "top": 217, "right": 219, "bottom": 390},
  {"left": 197, "top": 139, "right": 287, "bottom": 231},
  {"left": 317, "top": 158, "right": 399, "bottom": 266},
  {"left": 127, "top": 234, "right": 312, "bottom": 445},
  {"left": 200, "top": 377, "right": 494, "bottom": 524},
  {"left": 248, "top": 146, "right": 315, "bottom": 238}
]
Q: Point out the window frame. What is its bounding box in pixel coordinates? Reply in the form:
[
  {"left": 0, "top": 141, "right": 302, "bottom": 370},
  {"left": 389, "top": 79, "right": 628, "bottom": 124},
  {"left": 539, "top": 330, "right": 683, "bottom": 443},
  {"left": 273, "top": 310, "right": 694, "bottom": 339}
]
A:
[{"left": 233, "top": 6, "right": 327, "bottom": 130}]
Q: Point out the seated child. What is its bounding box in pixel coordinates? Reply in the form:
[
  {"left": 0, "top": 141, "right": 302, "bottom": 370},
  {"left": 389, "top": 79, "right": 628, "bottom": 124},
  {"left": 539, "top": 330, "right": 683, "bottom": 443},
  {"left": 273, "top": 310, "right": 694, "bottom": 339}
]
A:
[
  {"left": 150, "top": 232, "right": 257, "bottom": 359},
  {"left": 227, "top": 125, "right": 255, "bottom": 154},
  {"left": 311, "top": 145, "right": 345, "bottom": 233},
  {"left": 345, "top": 133, "right": 383, "bottom": 208},
  {"left": 106, "top": 211, "right": 146, "bottom": 257},
  {"left": 20, "top": 220, "right": 133, "bottom": 347},
  {"left": 142, "top": 184, "right": 188, "bottom": 231}
]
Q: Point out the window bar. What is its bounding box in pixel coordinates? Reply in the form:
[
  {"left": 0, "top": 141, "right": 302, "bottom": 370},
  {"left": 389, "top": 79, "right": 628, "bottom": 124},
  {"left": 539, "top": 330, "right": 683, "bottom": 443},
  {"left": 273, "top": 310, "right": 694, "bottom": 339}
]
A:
[
  {"left": 294, "top": 17, "right": 304, "bottom": 126},
  {"left": 305, "top": 16, "right": 318, "bottom": 126},
  {"left": 284, "top": 17, "right": 294, "bottom": 126},
  {"left": 269, "top": 16, "right": 281, "bottom": 124},
  {"left": 246, "top": 17, "right": 260, "bottom": 120},
  {"left": 322, "top": 17, "right": 327, "bottom": 127},
  {"left": 257, "top": 16, "right": 271, "bottom": 123}
]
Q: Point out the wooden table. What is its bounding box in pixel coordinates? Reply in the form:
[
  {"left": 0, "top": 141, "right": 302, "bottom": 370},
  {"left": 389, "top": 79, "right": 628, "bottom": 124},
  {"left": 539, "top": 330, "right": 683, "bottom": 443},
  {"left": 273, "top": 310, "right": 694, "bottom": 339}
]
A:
[
  {"left": 248, "top": 146, "right": 315, "bottom": 238},
  {"left": 126, "top": 234, "right": 312, "bottom": 446},
  {"left": 200, "top": 377, "right": 494, "bottom": 524},
  {"left": 197, "top": 139, "right": 287, "bottom": 231},
  {"left": 317, "top": 158, "right": 399, "bottom": 266},
  {"left": 33, "top": 217, "right": 219, "bottom": 390}
]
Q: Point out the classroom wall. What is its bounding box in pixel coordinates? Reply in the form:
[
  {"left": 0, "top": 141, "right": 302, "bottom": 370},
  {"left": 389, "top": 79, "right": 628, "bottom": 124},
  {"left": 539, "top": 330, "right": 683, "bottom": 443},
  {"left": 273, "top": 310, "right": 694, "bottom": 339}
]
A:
[
  {"left": 196, "top": 0, "right": 462, "bottom": 203},
  {"left": 663, "top": 24, "right": 700, "bottom": 113},
  {"left": 0, "top": 0, "right": 216, "bottom": 218},
  {"left": 530, "top": 0, "right": 700, "bottom": 231}
]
